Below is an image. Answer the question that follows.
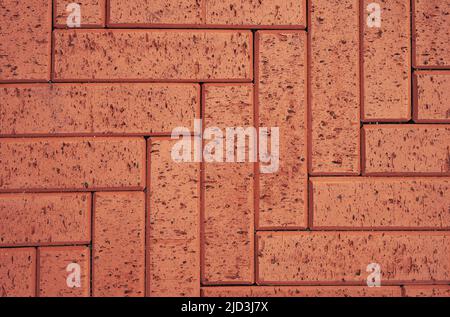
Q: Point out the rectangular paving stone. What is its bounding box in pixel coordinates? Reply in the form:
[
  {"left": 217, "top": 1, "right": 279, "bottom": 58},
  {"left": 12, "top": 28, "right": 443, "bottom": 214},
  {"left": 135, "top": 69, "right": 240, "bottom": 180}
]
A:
[
  {"left": 0, "top": 248, "right": 36, "bottom": 297},
  {"left": 55, "top": 0, "right": 105, "bottom": 27},
  {"left": 404, "top": 285, "right": 450, "bottom": 297},
  {"left": 256, "top": 31, "right": 307, "bottom": 229},
  {"left": 53, "top": 30, "right": 252, "bottom": 82}
]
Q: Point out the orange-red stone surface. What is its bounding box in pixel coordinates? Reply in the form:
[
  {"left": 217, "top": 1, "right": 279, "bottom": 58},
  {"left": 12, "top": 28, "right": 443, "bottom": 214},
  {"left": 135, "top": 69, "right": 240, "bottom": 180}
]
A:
[
  {"left": 55, "top": 0, "right": 105, "bottom": 27},
  {"left": 414, "top": 71, "right": 450, "bottom": 122}
]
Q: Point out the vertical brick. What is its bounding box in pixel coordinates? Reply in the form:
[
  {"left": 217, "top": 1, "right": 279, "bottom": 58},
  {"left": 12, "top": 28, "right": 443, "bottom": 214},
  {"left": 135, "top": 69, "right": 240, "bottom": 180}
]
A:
[
  {"left": 202, "top": 84, "right": 254, "bottom": 284},
  {"left": 0, "top": 0, "right": 51, "bottom": 81},
  {"left": 257, "top": 232, "right": 450, "bottom": 284},
  {"left": 38, "top": 246, "right": 90, "bottom": 297},
  {"left": 0, "top": 193, "right": 91, "bottom": 247},
  {"left": 148, "top": 138, "right": 200, "bottom": 296},
  {"left": 362, "top": 0, "right": 410, "bottom": 121},
  {"left": 413, "top": 71, "right": 450, "bottom": 123},
  {"left": 362, "top": 125, "right": 450, "bottom": 175},
  {"left": 256, "top": 31, "right": 307, "bottom": 228},
  {"left": 55, "top": 0, "right": 106, "bottom": 27},
  {"left": 309, "top": 0, "right": 360, "bottom": 175},
  {"left": 0, "top": 248, "right": 36, "bottom": 297},
  {"left": 93, "top": 192, "right": 145, "bottom": 297},
  {"left": 413, "top": 0, "right": 450, "bottom": 68},
  {"left": 404, "top": 285, "right": 450, "bottom": 297}
]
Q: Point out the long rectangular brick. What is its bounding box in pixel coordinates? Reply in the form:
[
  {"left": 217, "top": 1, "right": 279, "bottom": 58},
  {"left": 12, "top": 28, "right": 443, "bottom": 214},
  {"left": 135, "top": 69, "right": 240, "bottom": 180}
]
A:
[
  {"left": 256, "top": 31, "right": 307, "bottom": 229},
  {"left": 55, "top": 0, "right": 105, "bottom": 27},
  {"left": 0, "top": 137, "right": 146, "bottom": 191},
  {"left": 148, "top": 138, "right": 200, "bottom": 297},
  {"left": 0, "top": 193, "right": 90, "bottom": 247},
  {"left": 0, "top": 83, "right": 199, "bottom": 136},
  {"left": 362, "top": 0, "right": 410, "bottom": 121},
  {"left": 38, "top": 246, "right": 90, "bottom": 297},
  {"left": 202, "top": 286, "right": 402, "bottom": 297},
  {"left": 404, "top": 285, "right": 450, "bottom": 297},
  {"left": 257, "top": 232, "right": 450, "bottom": 284},
  {"left": 202, "top": 84, "right": 254, "bottom": 284},
  {"left": 310, "top": 177, "right": 450, "bottom": 229},
  {"left": 0, "top": 0, "right": 51, "bottom": 81},
  {"left": 413, "top": 71, "right": 450, "bottom": 122},
  {"left": 205, "top": 0, "right": 306, "bottom": 27},
  {"left": 93, "top": 192, "right": 145, "bottom": 297},
  {"left": 53, "top": 30, "right": 252, "bottom": 82},
  {"left": 309, "top": 0, "right": 360, "bottom": 175},
  {"left": 362, "top": 125, "right": 450, "bottom": 176},
  {"left": 0, "top": 248, "right": 36, "bottom": 297}
]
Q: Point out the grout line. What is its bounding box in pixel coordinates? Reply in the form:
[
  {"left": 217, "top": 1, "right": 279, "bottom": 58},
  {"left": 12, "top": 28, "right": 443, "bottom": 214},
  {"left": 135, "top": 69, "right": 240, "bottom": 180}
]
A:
[
  {"left": 35, "top": 247, "right": 40, "bottom": 297},
  {"left": 252, "top": 28, "right": 258, "bottom": 286},
  {"left": 90, "top": 192, "right": 94, "bottom": 297}
]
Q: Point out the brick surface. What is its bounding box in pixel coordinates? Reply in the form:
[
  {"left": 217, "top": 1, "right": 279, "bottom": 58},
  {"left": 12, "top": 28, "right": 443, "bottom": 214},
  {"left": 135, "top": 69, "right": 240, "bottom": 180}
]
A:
[
  {"left": 0, "top": 83, "right": 199, "bottom": 136},
  {"left": 0, "top": 248, "right": 36, "bottom": 297},
  {"left": 53, "top": 30, "right": 252, "bottom": 82},
  {"left": 362, "top": 125, "right": 450, "bottom": 175},
  {"left": 414, "top": 71, "right": 450, "bottom": 122},
  {"left": 55, "top": 0, "right": 105, "bottom": 27},
  {"left": 362, "top": 0, "right": 410, "bottom": 121},
  {"left": 404, "top": 285, "right": 450, "bottom": 297},
  {"left": 0, "top": 138, "right": 146, "bottom": 191},
  {"left": 311, "top": 178, "right": 450, "bottom": 229},
  {"left": 202, "top": 84, "right": 254, "bottom": 284},
  {"left": 309, "top": 0, "right": 360, "bottom": 175},
  {"left": 93, "top": 192, "right": 145, "bottom": 297},
  {"left": 413, "top": 0, "right": 450, "bottom": 68},
  {"left": 148, "top": 139, "right": 200, "bottom": 297},
  {"left": 0, "top": 0, "right": 51, "bottom": 81},
  {"left": 0, "top": 193, "right": 90, "bottom": 247},
  {"left": 257, "top": 232, "right": 450, "bottom": 284},
  {"left": 256, "top": 31, "right": 307, "bottom": 229},
  {"left": 38, "top": 246, "right": 90, "bottom": 297}
]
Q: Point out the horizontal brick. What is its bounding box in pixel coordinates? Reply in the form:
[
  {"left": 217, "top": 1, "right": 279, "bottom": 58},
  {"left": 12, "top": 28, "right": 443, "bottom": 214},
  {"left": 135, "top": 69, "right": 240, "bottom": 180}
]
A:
[
  {"left": 257, "top": 232, "right": 450, "bottom": 284},
  {"left": 0, "top": 0, "right": 51, "bottom": 81},
  {"left": 362, "top": 125, "right": 450, "bottom": 175},
  {"left": 148, "top": 139, "right": 200, "bottom": 297},
  {"left": 0, "top": 137, "right": 146, "bottom": 191},
  {"left": 362, "top": 0, "right": 410, "bottom": 121},
  {"left": 0, "top": 193, "right": 90, "bottom": 246},
  {"left": 256, "top": 31, "right": 308, "bottom": 229},
  {"left": 38, "top": 246, "right": 90, "bottom": 297},
  {"left": 205, "top": 0, "right": 306, "bottom": 27},
  {"left": 0, "top": 83, "right": 199, "bottom": 136},
  {"left": 93, "top": 192, "right": 145, "bottom": 297},
  {"left": 311, "top": 177, "right": 450, "bottom": 229},
  {"left": 414, "top": 71, "right": 450, "bottom": 122},
  {"left": 202, "top": 286, "right": 402, "bottom": 297},
  {"left": 109, "top": 0, "right": 204, "bottom": 26},
  {"left": 203, "top": 84, "right": 254, "bottom": 284},
  {"left": 404, "top": 285, "right": 450, "bottom": 297},
  {"left": 55, "top": 0, "right": 105, "bottom": 27},
  {"left": 53, "top": 30, "right": 252, "bottom": 82},
  {"left": 310, "top": 0, "right": 360, "bottom": 175},
  {"left": 413, "top": 0, "right": 450, "bottom": 68},
  {"left": 0, "top": 248, "right": 36, "bottom": 297}
]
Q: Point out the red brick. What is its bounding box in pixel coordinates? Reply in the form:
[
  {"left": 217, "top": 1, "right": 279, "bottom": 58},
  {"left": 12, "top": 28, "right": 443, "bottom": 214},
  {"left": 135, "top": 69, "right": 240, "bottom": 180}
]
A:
[
  {"left": 202, "top": 84, "right": 254, "bottom": 284},
  {"left": 310, "top": 177, "right": 450, "bottom": 229},
  {"left": 310, "top": 0, "right": 360, "bottom": 175},
  {"left": 0, "top": 83, "right": 199, "bottom": 136},
  {"left": 53, "top": 30, "right": 252, "bottom": 82},
  {"left": 0, "top": 248, "right": 36, "bottom": 297},
  {"left": 109, "top": 0, "right": 204, "bottom": 26},
  {"left": 404, "top": 285, "right": 450, "bottom": 297},
  {"left": 206, "top": 0, "right": 306, "bottom": 27},
  {"left": 38, "top": 246, "right": 90, "bottom": 297},
  {"left": 202, "top": 286, "right": 402, "bottom": 297},
  {"left": 148, "top": 139, "right": 200, "bottom": 297},
  {"left": 362, "top": 125, "right": 450, "bottom": 176},
  {"left": 0, "top": 0, "right": 51, "bottom": 81},
  {"left": 93, "top": 192, "right": 145, "bottom": 297},
  {"left": 256, "top": 31, "right": 307, "bottom": 229},
  {"left": 413, "top": 0, "right": 450, "bottom": 68},
  {"left": 257, "top": 232, "right": 450, "bottom": 284},
  {"left": 0, "top": 193, "right": 90, "bottom": 247},
  {"left": 414, "top": 71, "right": 450, "bottom": 123},
  {"left": 362, "top": 0, "right": 411, "bottom": 121},
  {"left": 0, "top": 137, "right": 146, "bottom": 191},
  {"left": 55, "top": 0, "right": 105, "bottom": 27}
]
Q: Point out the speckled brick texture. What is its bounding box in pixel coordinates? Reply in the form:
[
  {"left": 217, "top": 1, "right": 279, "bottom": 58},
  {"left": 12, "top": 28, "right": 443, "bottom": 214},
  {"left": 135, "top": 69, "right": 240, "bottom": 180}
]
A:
[{"left": 1, "top": 0, "right": 450, "bottom": 298}]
